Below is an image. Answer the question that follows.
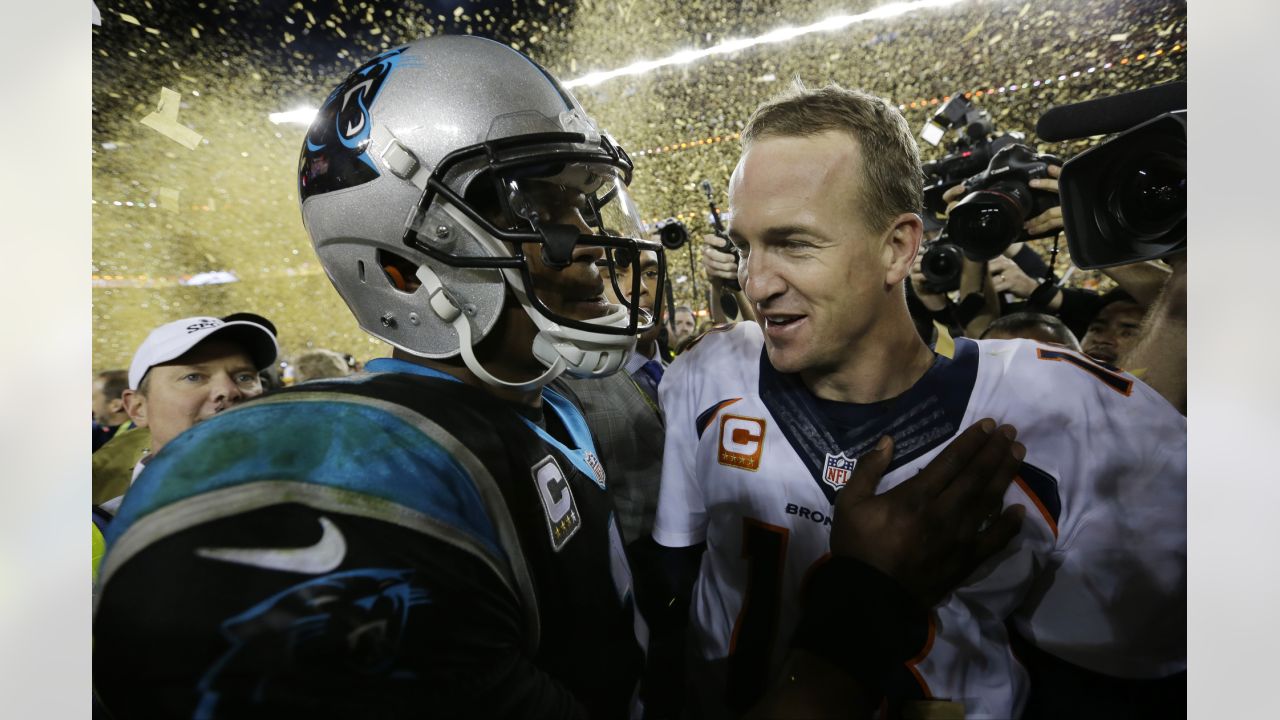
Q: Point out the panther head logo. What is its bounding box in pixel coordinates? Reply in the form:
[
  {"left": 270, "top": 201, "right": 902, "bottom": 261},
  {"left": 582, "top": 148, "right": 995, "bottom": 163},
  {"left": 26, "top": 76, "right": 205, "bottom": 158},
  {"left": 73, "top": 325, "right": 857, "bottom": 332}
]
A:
[{"left": 299, "top": 46, "right": 407, "bottom": 201}]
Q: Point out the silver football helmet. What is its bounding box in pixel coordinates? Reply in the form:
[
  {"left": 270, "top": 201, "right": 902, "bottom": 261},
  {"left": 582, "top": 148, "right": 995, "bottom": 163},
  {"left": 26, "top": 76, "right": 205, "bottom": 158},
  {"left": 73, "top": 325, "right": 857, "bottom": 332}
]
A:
[{"left": 298, "top": 36, "right": 663, "bottom": 390}]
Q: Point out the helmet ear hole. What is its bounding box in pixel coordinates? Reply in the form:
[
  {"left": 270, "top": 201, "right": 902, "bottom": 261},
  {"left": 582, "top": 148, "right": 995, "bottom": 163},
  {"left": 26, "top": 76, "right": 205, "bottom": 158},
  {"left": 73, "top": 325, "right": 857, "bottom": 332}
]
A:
[{"left": 377, "top": 249, "right": 421, "bottom": 293}]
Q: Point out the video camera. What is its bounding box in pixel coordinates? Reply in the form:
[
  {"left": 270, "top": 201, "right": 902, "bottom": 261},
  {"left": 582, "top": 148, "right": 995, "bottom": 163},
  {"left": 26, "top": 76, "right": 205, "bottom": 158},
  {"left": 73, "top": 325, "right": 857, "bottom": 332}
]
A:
[
  {"left": 1037, "top": 82, "right": 1186, "bottom": 269},
  {"left": 919, "top": 93, "right": 1025, "bottom": 232}
]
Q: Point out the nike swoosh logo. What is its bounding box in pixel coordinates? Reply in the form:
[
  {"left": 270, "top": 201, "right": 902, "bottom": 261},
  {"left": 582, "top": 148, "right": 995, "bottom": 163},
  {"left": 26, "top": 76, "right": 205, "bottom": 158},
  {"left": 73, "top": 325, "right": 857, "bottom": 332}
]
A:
[{"left": 196, "top": 516, "right": 346, "bottom": 574}]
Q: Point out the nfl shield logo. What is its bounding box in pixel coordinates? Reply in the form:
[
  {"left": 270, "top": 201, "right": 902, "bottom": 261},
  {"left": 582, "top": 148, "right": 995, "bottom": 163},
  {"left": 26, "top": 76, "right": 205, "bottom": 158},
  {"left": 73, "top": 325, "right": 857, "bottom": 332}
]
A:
[
  {"left": 822, "top": 452, "right": 857, "bottom": 490},
  {"left": 583, "top": 451, "right": 607, "bottom": 490}
]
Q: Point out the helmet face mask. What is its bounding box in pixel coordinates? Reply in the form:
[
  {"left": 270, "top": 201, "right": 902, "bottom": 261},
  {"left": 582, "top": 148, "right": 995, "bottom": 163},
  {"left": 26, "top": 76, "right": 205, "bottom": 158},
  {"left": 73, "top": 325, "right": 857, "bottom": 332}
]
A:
[
  {"left": 406, "top": 138, "right": 663, "bottom": 338},
  {"left": 299, "top": 37, "right": 664, "bottom": 388}
]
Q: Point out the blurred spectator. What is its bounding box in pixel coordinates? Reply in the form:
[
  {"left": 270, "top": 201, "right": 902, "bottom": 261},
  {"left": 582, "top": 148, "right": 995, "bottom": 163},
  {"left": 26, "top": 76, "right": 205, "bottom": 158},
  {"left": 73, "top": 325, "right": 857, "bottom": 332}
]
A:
[
  {"left": 1080, "top": 290, "right": 1145, "bottom": 366},
  {"left": 671, "top": 305, "right": 697, "bottom": 348},
  {"left": 292, "top": 348, "right": 353, "bottom": 383},
  {"left": 980, "top": 311, "right": 1081, "bottom": 350},
  {"left": 92, "top": 369, "right": 131, "bottom": 452},
  {"left": 224, "top": 312, "right": 283, "bottom": 390},
  {"left": 95, "top": 315, "right": 278, "bottom": 515}
]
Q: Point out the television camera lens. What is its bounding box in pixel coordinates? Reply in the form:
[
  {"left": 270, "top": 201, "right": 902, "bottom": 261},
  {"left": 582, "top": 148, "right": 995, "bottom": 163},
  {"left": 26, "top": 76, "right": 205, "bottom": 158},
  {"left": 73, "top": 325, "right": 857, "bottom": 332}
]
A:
[{"left": 1106, "top": 150, "right": 1186, "bottom": 239}]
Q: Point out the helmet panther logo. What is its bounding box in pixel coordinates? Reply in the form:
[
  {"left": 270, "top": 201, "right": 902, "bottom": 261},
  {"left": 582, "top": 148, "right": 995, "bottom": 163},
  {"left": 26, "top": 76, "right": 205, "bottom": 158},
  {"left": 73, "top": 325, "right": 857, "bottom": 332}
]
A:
[{"left": 299, "top": 46, "right": 407, "bottom": 201}]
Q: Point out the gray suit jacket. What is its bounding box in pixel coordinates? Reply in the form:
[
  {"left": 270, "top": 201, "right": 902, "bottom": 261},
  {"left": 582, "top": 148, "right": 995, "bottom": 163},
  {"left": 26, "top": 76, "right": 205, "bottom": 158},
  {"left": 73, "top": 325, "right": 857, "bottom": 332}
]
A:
[{"left": 556, "top": 369, "right": 665, "bottom": 545}]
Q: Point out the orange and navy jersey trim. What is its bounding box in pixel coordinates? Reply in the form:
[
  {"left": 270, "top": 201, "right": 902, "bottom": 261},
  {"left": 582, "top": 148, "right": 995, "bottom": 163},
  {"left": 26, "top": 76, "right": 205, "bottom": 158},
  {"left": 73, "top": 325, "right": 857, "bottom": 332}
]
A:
[
  {"left": 1035, "top": 347, "right": 1134, "bottom": 397},
  {"left": 905, "top": 611, "right": 938, "bottom": 698},
  {"left": 682, "top": 321, "right": 739, "bottom": 354},
  {"left": 1014, "top": 462, "right": 1062, "bottom": 539},
  {"left": 696, "top": 397, "right": 742, "bottom": 439}
]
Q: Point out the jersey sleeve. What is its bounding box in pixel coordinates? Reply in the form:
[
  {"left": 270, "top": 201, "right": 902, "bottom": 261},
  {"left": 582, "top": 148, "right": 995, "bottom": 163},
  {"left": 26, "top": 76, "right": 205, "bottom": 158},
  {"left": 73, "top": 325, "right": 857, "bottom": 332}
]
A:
[
  {"left": 652, "top": 322, "right": 759, "bottom": 547},
  {"left": 995, "top": 340, "right": 1188, "bottom": 678},
  {"left": 93, "top": 396, "right": 594, "bottom": 720},
  {"left": 652, "top": 340, "right": 710, "bottom": 547}
]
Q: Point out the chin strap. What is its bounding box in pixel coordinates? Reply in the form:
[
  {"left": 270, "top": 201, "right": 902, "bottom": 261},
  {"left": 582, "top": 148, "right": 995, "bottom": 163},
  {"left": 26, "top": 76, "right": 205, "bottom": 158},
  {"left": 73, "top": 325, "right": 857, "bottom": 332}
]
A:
[{"left": 416, "top": 263, "right": 566, "bottom": 393}]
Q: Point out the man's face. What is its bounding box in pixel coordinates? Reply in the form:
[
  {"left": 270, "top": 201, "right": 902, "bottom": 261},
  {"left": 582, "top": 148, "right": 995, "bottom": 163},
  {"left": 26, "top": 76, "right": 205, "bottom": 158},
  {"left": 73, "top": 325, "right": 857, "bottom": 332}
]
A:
[
  {"left": 126, "top": 339, "right": 263, "bottom": 454},
  {"left": 673, "top": 310, "right": 696, "bottom": 343},
  {"left": 1081, "top": 301, "right": 1145, "bottom": 365},
  {"left": 729, "top": 130, "right": 899, "bottom": 375},
  {"left": 91, "top": 376, "right": 119, "bottom": 425},
  {"left": 516, "top": 181, "right": 614, "bottom": 323}
]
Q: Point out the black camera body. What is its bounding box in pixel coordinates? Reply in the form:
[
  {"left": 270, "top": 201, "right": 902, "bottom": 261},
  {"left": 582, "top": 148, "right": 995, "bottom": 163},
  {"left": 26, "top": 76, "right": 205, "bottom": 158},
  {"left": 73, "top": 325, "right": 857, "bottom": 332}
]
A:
[
  {"left": 920, "top": 94, "right": 1024, "bottom": 231},
  {"left": 654, "top": 217, "right": 690, "bottom": 250},
  {"left": 945, "top": 144, "right": 1062, "bottom": 260}
]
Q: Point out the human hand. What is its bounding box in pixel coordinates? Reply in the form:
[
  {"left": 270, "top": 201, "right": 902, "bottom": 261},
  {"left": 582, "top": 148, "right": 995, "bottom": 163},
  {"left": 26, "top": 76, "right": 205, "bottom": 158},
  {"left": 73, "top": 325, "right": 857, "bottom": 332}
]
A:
[
  {"left": 831, "top": 419, "right": 1027, "bottom": 607},
  {"left": 987, "top": 255, "right": 1038, "bottom": 298},
  {"left": 942, "top": 182, "right": 968, "bottom": 216},
  {"left": 1024, "top": 165, "right": 1063, "bottom": 236},
  {"left": 701, "top": 235, "right": 739, "bottom": 281}
]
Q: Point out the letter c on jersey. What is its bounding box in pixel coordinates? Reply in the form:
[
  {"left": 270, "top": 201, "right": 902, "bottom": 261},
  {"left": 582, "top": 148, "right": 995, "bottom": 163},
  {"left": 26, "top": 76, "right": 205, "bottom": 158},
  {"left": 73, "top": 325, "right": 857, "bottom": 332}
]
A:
[{"left": 718, "top": 414, "right": 767, "bottom": 471}]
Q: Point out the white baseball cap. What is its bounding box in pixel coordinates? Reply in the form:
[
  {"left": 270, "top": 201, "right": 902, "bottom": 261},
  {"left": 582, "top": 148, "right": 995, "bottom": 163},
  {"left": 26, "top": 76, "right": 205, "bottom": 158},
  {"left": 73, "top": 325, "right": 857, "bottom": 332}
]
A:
[{"left": 128, "top": 316, "right": 280, "bottom": 390}]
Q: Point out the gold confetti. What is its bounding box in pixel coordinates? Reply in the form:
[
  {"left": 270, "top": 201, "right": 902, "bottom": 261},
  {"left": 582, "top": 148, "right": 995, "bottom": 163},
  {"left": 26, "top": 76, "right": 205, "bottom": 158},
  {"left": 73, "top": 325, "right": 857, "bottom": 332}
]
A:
[
  {"left": 158, "top": 187, "right": 181, "bottom": 213},
  {"left": 139, "top": 87, "right": 203, "bottom": 150},
  {"left": 90, "top": 0, "right": 1186, "bottom": 368}
]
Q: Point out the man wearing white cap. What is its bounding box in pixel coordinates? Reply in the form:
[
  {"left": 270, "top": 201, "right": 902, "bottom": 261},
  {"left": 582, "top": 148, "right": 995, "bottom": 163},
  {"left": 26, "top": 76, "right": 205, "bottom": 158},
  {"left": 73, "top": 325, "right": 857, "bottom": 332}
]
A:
[{"left": 98, "top": 315, "right": 278, "bottom": 514}]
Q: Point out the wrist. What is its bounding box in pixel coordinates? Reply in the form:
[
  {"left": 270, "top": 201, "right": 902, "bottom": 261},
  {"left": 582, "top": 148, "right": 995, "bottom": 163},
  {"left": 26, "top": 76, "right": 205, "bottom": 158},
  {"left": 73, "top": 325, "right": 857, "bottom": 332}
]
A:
[
  {"left": 1027, "top": 279, "right": 1059, "bottom": 308},
  {"left": 790, "top": 556, "right": 930, "bottom": 691},
  {"left": 919, "top": 294, "right": 949, "bottom": 311}
]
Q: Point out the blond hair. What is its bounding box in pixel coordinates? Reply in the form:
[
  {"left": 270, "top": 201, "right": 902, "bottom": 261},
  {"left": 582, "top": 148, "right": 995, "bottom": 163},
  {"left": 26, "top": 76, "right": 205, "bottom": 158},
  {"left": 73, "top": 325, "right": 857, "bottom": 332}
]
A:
[{"left": 742, "top": 81, "right": 922, "bottom": 233}]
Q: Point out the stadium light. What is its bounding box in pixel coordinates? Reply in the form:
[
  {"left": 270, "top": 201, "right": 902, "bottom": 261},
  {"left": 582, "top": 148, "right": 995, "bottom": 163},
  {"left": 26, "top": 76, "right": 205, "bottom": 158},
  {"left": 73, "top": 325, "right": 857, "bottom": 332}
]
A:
[
  {"left": 269, "top": 108, "right": 318, "bottom": 126},
  {"left": 563, "top": 0, "right": 965, "bottom": 89}
]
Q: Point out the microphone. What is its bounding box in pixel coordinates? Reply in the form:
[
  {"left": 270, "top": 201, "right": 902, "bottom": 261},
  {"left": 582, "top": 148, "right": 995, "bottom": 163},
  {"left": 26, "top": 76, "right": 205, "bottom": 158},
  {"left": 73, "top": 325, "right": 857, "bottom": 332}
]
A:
[
  {"left": 699, "top": 179, "right": 713, "bottom": 196},
  {"left": 1035, "top": 81, "right": 1186, "bottom": 141}
]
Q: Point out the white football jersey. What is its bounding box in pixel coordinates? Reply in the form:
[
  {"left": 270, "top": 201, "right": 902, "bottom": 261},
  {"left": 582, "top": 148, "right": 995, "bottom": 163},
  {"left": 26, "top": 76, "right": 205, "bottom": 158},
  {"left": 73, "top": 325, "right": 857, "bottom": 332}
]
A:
[{"left": 653, "top": 321, "right": 1185, "bottom": 719}]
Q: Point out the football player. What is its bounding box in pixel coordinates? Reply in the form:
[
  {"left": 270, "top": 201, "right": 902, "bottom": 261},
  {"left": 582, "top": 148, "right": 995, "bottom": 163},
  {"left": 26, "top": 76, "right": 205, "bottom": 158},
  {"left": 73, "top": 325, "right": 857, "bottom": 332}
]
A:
[
  {"left": 653, "top": 83, "right": 1187, "bottom": 718},
  {"left": 93, "top": 36, "right": 660, "bottom": 718}
]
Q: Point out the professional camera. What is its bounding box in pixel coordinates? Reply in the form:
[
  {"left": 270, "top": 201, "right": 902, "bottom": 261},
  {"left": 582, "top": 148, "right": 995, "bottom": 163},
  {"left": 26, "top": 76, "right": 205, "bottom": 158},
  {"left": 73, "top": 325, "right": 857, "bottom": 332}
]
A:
[
  {"left": 654, "top": 217, "right": 690, "bottom": 250},
  {"left": 945, "top": 144, "right": 1062, "bottom": 260},
  {"left": 919, "top": 230, "right": 964, "bottom": 294},
  {"left": 1039, "top": 82, "right": 1186, "bottom": 269},
  {"left": 920, "top": 93, "right": 1024, "bottom": 231}
]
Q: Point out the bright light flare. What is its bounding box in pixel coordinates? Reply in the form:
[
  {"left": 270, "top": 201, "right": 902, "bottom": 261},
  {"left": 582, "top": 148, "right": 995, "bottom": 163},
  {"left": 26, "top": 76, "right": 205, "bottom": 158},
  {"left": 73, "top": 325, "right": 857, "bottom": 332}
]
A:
[
  {"left": 563, "top": 0, "right": 965, "bottom": 88},
  {"left": 268, "top": 107, "right": 318, "bottom": 126}
]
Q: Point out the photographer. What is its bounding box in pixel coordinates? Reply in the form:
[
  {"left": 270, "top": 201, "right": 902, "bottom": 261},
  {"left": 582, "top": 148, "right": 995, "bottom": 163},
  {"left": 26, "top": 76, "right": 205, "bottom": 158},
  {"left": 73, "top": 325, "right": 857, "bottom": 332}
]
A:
[{"left": 701, "top": 234, "right": 757, "bottom": 325}]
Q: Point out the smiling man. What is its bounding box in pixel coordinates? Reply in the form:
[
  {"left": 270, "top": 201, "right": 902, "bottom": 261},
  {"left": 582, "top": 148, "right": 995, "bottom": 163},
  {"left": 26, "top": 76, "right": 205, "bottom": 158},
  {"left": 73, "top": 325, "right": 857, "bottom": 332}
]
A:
[{"left": 653, "top": 83, "right": 1187, "bottom": 718}]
